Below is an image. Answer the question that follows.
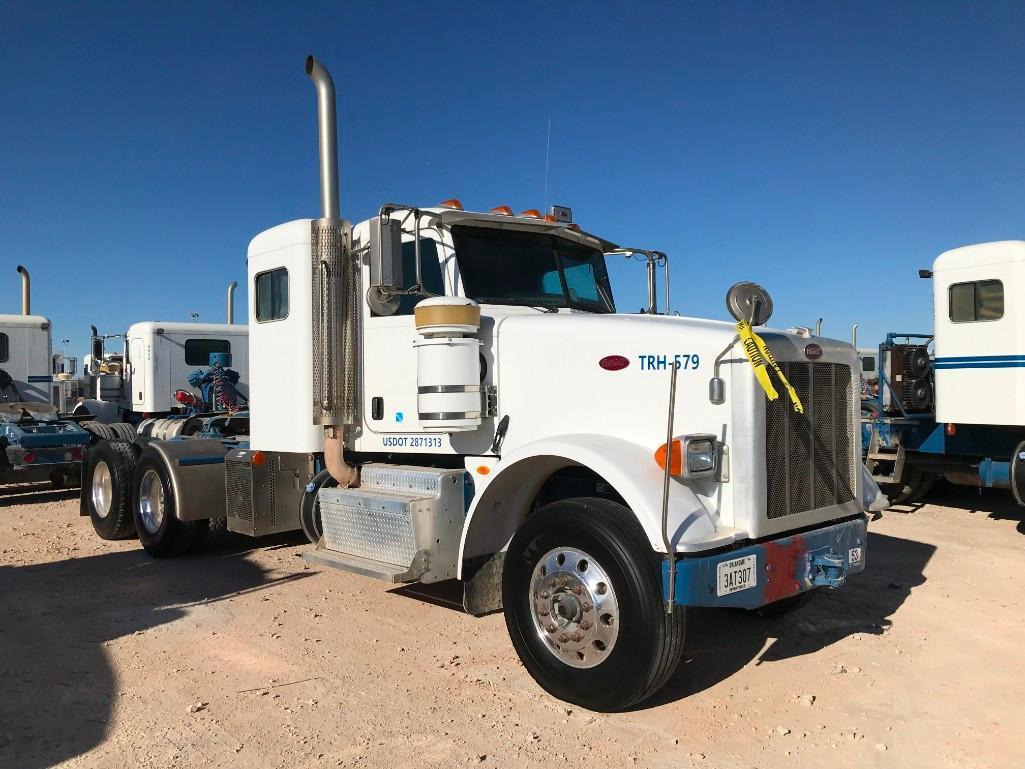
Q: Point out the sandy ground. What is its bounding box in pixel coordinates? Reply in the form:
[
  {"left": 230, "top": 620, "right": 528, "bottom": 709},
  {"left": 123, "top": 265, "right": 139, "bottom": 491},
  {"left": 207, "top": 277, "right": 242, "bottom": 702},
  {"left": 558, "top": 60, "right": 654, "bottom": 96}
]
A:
[{"left": 0, "top": 481, "right": 1022, "bottom": 769}]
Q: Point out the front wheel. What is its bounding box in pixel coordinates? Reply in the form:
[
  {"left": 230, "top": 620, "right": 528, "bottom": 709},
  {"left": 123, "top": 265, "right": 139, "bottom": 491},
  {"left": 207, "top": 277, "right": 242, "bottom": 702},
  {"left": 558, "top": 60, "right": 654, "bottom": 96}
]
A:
[
  {"left": 131, "top": 451, "right": 197, "bottom": 558},
  {"left": 502, "top": 497, "right": 685, "bottom": 712}
]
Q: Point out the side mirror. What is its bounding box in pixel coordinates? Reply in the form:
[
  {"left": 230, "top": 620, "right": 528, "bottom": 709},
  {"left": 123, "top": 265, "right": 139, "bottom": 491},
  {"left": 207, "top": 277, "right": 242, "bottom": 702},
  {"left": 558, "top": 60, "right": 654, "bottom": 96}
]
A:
[
  {"left": 369, "top": 216, "right": 403, "bottom": 314},
  {"left": 725, "top": 281, "right": 773, "bottom": 326}
]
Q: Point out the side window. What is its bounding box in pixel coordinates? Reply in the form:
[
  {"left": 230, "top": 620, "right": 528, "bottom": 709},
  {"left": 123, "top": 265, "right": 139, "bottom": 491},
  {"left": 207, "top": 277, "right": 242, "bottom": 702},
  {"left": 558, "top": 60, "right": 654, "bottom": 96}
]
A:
[
  {"left": 862, "top": 356, "right": 876, "bottom": 373},
  {"left": 255, "top": 267, "right": 289, "bottom": 322},
  {"left": 395, "top": 239, "right": 445, "bottom": 315},
  {"left": 184, "top": 338, "right": 231, "bottom": 366},
  {"left": 949, "top": 279, "right": 1004, "bottom": 323},
  {"left": 0, "top": 332, "right": 7, "bottom": 363}
]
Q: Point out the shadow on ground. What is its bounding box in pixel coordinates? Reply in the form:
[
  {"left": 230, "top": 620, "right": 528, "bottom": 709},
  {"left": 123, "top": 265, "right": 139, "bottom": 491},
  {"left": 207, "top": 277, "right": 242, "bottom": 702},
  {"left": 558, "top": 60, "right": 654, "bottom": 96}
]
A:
[
  {"left": 0, "top": 541, "right": 311, "bottom": 769},
  {"left": 0, "top": 482, "right": 78, "bottom": 508},
  {"left": 908, "top": 480, "right": 1025, "bottom": 534},
  {"left": 646, "top": 530, "right": 936, "bottom": 708}
]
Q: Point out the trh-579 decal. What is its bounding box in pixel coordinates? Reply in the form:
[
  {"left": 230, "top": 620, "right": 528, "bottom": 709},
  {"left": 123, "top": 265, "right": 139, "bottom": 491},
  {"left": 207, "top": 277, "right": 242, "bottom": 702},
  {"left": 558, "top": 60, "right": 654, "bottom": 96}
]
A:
[{"left": 638, "top": 353, "right": 700, "bottom": 371}]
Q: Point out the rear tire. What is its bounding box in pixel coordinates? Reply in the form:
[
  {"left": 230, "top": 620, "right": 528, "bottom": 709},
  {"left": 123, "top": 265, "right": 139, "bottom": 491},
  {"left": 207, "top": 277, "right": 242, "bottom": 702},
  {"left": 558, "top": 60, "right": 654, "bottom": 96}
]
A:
[
  {"left": 108, "top": 422, "right": 137, "bottom": 442},
  {"left": 502, "top": 497, "right": 685, "bottom": 712},
  {"left": 81, "top": 420, "right": 117, "bottom": 444},
  {"left": 86, "top": 440, "right": 139, "bottom": 540},
  {"left": 131, "top": 450, "right": 197, "bottom": 558},
  {"left": 192, "top": 517, "right": 230, "bottom": 552}
]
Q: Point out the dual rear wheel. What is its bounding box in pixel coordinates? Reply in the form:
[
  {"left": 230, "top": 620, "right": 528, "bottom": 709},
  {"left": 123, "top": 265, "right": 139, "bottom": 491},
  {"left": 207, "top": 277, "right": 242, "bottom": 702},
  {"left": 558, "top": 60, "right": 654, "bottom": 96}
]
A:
[{"left": 84, "top": 441, "right": 226, "bottom": 555}]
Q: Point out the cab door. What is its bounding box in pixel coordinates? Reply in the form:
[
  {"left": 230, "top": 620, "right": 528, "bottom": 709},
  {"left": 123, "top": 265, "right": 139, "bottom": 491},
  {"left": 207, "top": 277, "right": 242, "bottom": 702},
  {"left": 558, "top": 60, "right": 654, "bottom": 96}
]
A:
[{"left": 129, "top": 337, "right": 146, "bottom": 408}]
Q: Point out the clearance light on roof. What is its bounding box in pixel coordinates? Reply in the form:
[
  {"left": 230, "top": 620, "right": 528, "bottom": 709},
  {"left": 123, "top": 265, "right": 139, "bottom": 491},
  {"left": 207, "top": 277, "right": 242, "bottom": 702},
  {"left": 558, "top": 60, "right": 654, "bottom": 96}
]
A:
[
  {"left": 439, "top": 198, "right": 464, "bottom": 210},
  {"left": 519, "top": 209, "right": 542, "bottom": 218},
  {"left": 490, "top": 205, "right": 514, "bottom": 216}
]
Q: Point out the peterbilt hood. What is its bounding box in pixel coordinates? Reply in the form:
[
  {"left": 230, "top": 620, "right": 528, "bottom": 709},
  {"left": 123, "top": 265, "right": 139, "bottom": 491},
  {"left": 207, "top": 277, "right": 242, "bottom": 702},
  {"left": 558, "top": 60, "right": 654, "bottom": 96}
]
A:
[
  {"left": 488, "top": 308, "right": 861, "bottom": 548},
  {"left": 489, "top": 310, "right": 752, "bottom": 450}
]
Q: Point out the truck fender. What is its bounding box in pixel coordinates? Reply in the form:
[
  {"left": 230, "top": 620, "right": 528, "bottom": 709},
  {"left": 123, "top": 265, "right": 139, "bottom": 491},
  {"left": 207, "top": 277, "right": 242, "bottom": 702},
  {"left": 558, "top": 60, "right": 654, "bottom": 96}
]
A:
[
  {"left": 141, "top": 438, "right": 230, "bottom": 522},
  {"left": 457, "top": 433, "right": 722, "bottom": 580}
]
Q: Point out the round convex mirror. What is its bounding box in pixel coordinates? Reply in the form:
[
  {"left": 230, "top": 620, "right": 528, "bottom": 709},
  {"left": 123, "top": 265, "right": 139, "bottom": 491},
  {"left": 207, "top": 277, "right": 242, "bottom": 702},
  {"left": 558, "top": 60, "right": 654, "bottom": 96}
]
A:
[{"left": 726, "top": 282, "right": 773, "bottom": 326}]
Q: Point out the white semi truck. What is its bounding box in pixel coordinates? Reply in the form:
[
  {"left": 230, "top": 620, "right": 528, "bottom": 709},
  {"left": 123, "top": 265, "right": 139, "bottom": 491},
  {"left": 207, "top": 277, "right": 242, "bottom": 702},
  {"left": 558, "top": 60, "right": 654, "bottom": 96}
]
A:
[
  {"left": 76, "top": 282, "right": 248, "bottom": 436},
  {"left": 864, "top": 241, "right": 1025, "bottom": 504},
  {"left": 80, "top": 56, "right": 868, "bottom": 711},
  {"left": 1, "top": 266, "right": 89, "bottom": 486}
]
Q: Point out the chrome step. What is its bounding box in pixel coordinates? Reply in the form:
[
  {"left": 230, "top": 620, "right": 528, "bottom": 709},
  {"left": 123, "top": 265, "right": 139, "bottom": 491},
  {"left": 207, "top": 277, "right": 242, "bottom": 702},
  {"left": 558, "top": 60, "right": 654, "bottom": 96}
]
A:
[{"left": 304, "top": 546, "right": 428, "bottom": 583}]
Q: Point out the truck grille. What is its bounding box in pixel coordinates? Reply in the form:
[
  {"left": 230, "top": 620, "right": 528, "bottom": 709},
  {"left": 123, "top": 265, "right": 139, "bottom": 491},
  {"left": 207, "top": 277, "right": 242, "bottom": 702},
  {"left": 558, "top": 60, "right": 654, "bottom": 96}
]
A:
[{"left": 765, "top": 362, "right": 856, "bottom": 519}]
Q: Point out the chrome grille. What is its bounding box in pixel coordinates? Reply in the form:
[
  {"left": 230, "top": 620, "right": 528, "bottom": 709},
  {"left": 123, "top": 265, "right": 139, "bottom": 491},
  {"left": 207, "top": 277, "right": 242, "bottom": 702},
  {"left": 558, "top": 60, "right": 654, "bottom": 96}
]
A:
[
  {"left": 765, "top": 362, "right": 855, "bottom": 519},
  {"left": 225, "top": 456, "right": 253, "bottom": 522}
]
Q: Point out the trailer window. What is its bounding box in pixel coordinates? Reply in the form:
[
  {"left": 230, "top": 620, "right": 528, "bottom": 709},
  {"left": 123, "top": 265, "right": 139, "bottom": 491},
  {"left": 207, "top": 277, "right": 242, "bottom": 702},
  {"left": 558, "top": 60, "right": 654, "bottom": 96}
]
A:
[
  {"left": 255, "top": 267, "right": 289, "bottom": 322},
  {"left": 0, "top": 332, "right": 7, "bottom": 362},
  {"left": 949, "top": 279, "right": 1003, "bottom": 323},
  {"left": 185, "top": 338, "right": 231, "bottom": 366}
]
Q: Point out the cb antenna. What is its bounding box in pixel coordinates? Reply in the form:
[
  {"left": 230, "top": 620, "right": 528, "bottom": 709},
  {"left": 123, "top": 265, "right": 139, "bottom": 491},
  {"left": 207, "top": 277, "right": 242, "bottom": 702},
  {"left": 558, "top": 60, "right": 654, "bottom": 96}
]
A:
[{"left": 543, "top": 115, "right": 551, "bottom": 213}]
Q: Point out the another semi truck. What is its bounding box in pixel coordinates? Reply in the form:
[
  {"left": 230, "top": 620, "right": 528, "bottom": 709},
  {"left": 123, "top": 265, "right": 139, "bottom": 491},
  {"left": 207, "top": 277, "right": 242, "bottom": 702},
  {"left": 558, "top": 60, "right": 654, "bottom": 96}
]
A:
[
  {"left": 1, "top": 266, "right": 89, "bottom": 487},
  {"left": 80, "top": 56, "right": 868, "bottom": 711},
  {"left": 864, "top": 241, "right": 1025, "bottom": 505}
]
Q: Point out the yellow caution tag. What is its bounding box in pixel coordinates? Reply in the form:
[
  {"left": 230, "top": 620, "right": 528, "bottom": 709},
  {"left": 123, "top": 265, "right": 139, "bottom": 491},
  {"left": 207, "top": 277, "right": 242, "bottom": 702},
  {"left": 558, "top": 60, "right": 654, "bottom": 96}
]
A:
[{"left": 736, "top": 321, "right": 804, "bottom": 414}]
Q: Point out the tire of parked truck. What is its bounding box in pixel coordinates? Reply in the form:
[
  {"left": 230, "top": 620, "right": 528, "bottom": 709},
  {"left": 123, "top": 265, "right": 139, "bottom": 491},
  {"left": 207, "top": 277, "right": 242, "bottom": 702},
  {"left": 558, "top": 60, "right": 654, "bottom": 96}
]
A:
[
  {"left": 749, "top": 590, "right": 817, "bottom": 618},
  {"left": 131, "top": 449, "right": 198, "bottom": 558},
  {"left": 502, "top": 497, "right": 685, "bottom": 712},
  {"left": 1009, "top": 440, "right": 1025, "bottom": 507},
  {"left": 108, "top": 422, "right": 137, "bottom": 442},
  {"left": 299, "top": 469, "right": 338, "bottom": 544},
  {"left": 81, "top": 420, "right": 117, "bottom": 444},
  {"left": 86, "top": 440, "right": 140, "bottom": 540},
  {"left": 192, "top": 517, "right": 230, "bottom": 552}
]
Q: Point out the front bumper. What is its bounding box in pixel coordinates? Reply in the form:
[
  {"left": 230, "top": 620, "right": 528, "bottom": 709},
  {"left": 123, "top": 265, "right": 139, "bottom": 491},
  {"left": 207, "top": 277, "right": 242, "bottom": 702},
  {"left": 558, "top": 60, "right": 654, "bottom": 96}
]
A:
[{"left": 662, "top": 515, "right": 868, "bottom": 609}]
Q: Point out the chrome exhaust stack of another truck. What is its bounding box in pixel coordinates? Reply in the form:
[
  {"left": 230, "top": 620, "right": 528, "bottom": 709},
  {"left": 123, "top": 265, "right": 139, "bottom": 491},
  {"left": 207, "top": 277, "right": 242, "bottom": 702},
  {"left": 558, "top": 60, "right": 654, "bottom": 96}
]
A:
[{"left": 16, "top": 265, "right": 30, "bottom": 315}]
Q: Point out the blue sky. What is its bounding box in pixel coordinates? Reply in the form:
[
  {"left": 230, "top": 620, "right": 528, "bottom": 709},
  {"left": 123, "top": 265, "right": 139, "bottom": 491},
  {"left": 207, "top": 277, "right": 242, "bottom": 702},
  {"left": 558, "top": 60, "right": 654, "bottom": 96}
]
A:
[{"left": 2, "top": 1, "right": 1023, "bottom": 357}]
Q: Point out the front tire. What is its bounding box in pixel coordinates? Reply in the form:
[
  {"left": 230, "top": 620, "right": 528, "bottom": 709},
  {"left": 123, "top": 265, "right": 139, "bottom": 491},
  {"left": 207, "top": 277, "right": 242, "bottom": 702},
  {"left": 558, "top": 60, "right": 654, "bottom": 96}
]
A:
[
  {"left": 132, "top": 450, "right": 197, "bottom": 558},
  {"left": 502, "top": 497, "right": 685, "bottom": 712},
  {"left": 86, "top": 440, "right": 139, "bottom": 540}
]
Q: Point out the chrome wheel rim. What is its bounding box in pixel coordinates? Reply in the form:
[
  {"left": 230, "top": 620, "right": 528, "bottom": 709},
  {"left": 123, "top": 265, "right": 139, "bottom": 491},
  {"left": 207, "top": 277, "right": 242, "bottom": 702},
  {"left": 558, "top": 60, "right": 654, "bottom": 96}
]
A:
[
  {"left": 91, "top": 460, "right": 112, "bottom": 519},
  {"left": 529, "top": 546, "right": 620, "bottom": 669},
  {"left": 137, "top": 468, "right": 165, "bottom": 534}
]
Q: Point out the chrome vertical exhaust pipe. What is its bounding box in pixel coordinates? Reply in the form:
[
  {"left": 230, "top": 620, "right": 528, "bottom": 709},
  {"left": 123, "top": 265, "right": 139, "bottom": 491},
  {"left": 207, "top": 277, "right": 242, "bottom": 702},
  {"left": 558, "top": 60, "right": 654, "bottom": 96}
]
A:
[
  {"left": 305, "top": 55, "right": 340, "bottom": 221},
  {"left": 306, "top": 55, "right": 358, "bottom": 489},
  {"left": 227, "top": 281, "right": 237, "bottom": 324},
  {"left": 16, "top": 265, "right": 30, "bottom": 315}
]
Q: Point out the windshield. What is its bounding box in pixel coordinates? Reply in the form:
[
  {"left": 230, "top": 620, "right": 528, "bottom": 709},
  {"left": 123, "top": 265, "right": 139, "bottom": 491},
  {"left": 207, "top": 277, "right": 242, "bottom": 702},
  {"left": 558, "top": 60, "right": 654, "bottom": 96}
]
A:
[{"left": 452, "top": 226, "right": 615, "bottom": 313}]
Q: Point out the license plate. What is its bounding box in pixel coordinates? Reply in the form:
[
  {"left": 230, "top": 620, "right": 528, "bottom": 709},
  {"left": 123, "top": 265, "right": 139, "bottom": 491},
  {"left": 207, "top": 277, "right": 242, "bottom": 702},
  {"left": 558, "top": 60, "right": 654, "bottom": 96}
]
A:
[{"left": 716, "top": 554, "right": 757, "bottom": 596}]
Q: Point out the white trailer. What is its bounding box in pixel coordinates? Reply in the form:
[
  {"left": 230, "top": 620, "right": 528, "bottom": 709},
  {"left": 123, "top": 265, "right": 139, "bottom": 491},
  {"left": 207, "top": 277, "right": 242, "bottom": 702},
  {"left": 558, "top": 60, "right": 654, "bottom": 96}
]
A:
[{"left": 81, "top": 56, "right": 868, "bottom": 711}]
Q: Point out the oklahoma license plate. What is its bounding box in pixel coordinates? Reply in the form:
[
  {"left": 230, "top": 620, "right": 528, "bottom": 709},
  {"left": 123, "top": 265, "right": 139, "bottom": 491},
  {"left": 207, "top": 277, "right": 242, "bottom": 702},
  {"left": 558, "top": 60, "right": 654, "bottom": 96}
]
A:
[{"left": 717, "top": 554, "right": 758, "bottom": 596}]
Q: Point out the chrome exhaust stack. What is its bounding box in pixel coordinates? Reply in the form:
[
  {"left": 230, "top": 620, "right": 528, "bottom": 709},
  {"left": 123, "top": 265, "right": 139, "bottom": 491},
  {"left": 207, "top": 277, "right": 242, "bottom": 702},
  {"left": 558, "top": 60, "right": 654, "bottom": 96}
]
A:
[
  {"left": 16, "top": 265, "right": 30, "bottom": 315},
  {"left": 306, "top": 55, "right": 358, "bottom": 488},
  {"left": 227, "top": 281, "right": 237, "bottom": 324}
]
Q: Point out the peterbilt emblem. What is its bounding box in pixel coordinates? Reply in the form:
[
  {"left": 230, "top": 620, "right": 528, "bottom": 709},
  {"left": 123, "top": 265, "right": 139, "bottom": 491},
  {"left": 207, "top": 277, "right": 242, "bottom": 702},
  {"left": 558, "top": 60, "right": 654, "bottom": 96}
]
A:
[
  {"left": 804, "top": 343, "right": 823, "bottom": 360},
  {"left": 599, "top": 355, "right": 630, "bottom": 371}
]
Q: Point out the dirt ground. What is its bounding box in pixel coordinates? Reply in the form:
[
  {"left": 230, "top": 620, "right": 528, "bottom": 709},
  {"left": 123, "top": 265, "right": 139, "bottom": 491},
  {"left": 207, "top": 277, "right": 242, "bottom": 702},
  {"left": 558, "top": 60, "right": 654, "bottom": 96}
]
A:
[{"left": 0, "top": 482, "right": 1022, "bottom": 769}]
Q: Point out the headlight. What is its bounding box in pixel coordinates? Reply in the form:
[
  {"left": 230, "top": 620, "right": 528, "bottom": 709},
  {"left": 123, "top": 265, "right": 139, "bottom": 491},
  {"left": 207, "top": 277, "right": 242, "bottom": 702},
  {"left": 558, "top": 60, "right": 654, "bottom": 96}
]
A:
[
  {"left": 654, "top": 434, "right": 719, "bottom": 478},
  {"left": 686, "top": 438, "right": 716, "bottom": 474}
]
